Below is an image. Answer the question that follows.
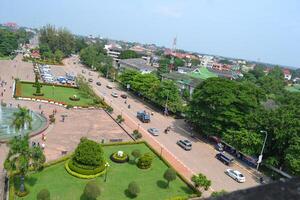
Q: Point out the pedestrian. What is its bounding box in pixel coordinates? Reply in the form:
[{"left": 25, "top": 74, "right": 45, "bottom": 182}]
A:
[
  {"left": 41, "top": 111, "right": 44, "bottom": 115},
  {"left": 39, "top": 104, "right": 41, "bottom": 110},
  {"left": 41, "top": 143, "right": 45, "bottom": 149},
  {"left": 1, "top": 92, "right": 3, "bottom": 97},
  {"left": 3, "top": 88, "right": 5, "bottom": 92},
  {"left": 124, "top": 100, "right": 127, "bottom": 104}
]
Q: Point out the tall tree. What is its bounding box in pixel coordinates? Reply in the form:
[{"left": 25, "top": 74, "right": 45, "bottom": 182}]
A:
[
  {"left": 5, "top": 135, "right": 45, "bottom": 193},
  {"left": 12, "top": 107, "right": 33, "bottom": 131},
  {"left": 187, "top": 78, "right": 265, "bottom": 137}
]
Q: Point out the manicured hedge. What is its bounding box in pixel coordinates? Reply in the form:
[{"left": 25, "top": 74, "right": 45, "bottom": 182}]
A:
[
  {"left": 68, "top": 160, "right": 105, "bottom": 175},
  {"left": 65, "top": 161, "right": 106, "bottom": 179}
]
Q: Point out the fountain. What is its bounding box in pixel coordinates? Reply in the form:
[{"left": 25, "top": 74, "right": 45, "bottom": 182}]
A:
[{"left": 0, "top": 106, "right": 47, "bottom": 141}]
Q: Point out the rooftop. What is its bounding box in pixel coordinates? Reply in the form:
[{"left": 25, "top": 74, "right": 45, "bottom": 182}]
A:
[
  {"left": 161, "top": 71, "right": 203, "bottom": 87},
  {"left": 119, "top": 58, "right": 156, "bottom": 72}
]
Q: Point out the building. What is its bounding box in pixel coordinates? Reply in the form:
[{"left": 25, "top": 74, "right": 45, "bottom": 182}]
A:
[
  {"left": 283, "top": 69, "right": 292, "bottom": 80},
  {"left": 104, "top": 44, "right": 122, "bottom": 61},
  {"left": 118, "top": 58, "right": 156, "bottom": 74},
  {"left": 161, "top": 72, "right": 202, "bottom": 96}
]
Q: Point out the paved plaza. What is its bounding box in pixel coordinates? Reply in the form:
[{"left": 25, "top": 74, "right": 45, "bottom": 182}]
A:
[{"left": 0, "top": 55, "right": 131, "bottom": 167}]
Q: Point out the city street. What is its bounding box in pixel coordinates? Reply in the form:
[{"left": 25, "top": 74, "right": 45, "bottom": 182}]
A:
[{"left": 62, "top": 56, "right": 262, "bottom": 192}]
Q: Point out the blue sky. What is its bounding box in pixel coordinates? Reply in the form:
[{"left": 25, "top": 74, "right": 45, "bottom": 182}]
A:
[{"left": 1, "top": 0, "right": 299, "bottom": 67}]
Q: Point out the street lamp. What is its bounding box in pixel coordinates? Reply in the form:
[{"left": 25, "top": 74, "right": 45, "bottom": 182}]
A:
[
  {"left": 257, "top": 130, "right": 268, "bottom": 170},
  {"left": 104, "top": 162, "right": 110, "bottom": 182}
]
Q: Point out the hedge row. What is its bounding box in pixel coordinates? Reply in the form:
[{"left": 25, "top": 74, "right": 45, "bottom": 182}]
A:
[
  {"left": 20, "top": 81, "right": 79, "bottom": 89},
  {"left": 65, "top": 161, "right": 106, "bottom": 179},
  {"left": 68, "top": 160, "right": 105, "bottom": 175}
]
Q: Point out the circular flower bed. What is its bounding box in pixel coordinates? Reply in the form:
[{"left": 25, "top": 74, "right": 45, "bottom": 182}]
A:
[
  {"left": 66, "top": 160, "right": 106, "bottom": 179},
  {"left": 110, "top": 151, "right": 129, "bottom": 163},
  {"left": 69, "top": 95, "right": 80, "bottom": 101}
]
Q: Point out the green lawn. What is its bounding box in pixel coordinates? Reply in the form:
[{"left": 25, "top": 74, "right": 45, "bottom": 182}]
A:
[
  {"left": 16, "top": 143, "right": 195, "bottom": 200},
  {"left": 18, "top": 82, "right": 95, "bottom": 106},
  {"left": 0, "top": 55, "right": 13, "bottom": 60},
  {"left": 189, "top": 67, "right": 218, "bottom": 80}
]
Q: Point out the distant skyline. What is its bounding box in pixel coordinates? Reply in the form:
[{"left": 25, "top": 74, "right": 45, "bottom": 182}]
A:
[{"left": 1, "top": 0, "right": 299, "bottom": 67}]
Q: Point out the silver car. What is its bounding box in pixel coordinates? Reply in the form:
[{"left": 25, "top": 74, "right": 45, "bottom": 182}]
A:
[
  {"left": 111, "top": 92, "right": 118, "bottom": 98},
  {"left": 177, "top": 139, "right": 192, "bottom": 151},
  {"left": 148, "top": 128, "right": 159, "bottom": 136},
  {"left": 225, "top": 169, "right": 246, "bottom": 183}
]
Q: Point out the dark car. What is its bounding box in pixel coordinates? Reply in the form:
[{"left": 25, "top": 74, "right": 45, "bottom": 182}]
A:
[
  {"left": 96, "top": 82, "right": 101, "bottom": 86},
  {"left": 121, "top": 94, "right": 127, "bottom": 99},
  {"left": 216, "top": 152, "right": 235, "bottom": 165},
  {"left": 88, "top": 78, "right": 93, "bottom": 83},
  {"left": 177, "top": 139, "right": 192, "bottom": 151}
]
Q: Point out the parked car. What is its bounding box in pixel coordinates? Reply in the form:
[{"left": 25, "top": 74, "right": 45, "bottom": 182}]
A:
[
  {"left": 88, "top": 78, "right": 93, "bottom": 82},
  {"left": 225, "top": 169, "right": 246, "bottom": 183},
  {"left": 147, "top": 128, "right": 159, "bottom": 136},
  {"left": 82, "top": 70, "right": 86, "bottom": 74},
  {"left": 121, "top": 94, "right": 127, "bottom": 99},
  {"left": 216, "top": 152, "right": 234, "bottom": 165},
  {"left": 177, "top": 140, "right": 192, "bottom": 151},
  {"left": 215, "top": 143, "right": 224, "bottom": 151},
  {"left": 111, "top": 92, "right": 118, "bottom": 98},
  {"left": 96, "top": 82, "right": 101, "bottom": 86},
  {"left": 106, "top": 85, "right": 113, "bottom": 89}
]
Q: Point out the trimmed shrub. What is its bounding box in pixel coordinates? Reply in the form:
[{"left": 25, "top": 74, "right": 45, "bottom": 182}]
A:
[
  {"left": 128, "top": 181, "right": 140, "bottom": 197},
  {"left": 191, "top": 173, "right": 211, "bottom": 191},
  {"left": 83, "top": 181, "right": 101, "bottom": 200},
  {"left": 137, "top": 153, "right": 153, "bottom": 169},
  {"left": 110, "top": 152, "right": 129, "bottom": 163},
  {"left": 164, "top": 168, "right": 177, "bottom": 187},
  {"left": 116, "top": 115, "right": 124, "bottom": 123},
  {"left": 68, "top": 160, "right": 105, "bottom": 175},
  {"left": 37, "top": 189, "right": 50, "bottom": 200},
  {"left": 211, "top": 190, "right": 228, "bottom": 197},
  {"left": 73, "top": 137, "right": 104, "bottom": 167},
  {"left": 132, "top": 130, "right": 142, "bottom": 140},
  {"left": 65, "top": 161, "right": 105, "bottom": 179},
  {"left": 131, "top": 149, "right": 141, "bottom": 162}
]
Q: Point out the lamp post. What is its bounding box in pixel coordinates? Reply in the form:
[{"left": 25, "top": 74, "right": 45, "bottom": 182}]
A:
[
  {"left": 257, "top": 130, "right": 268, "bottom": 170},
  {"left": 104, "top": 162, "right": 110, "bottom": 182}
]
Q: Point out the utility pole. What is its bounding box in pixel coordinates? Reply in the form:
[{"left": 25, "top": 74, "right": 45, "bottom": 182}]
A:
[{"left": 257, "top": 130, "right": 268, "bottom": 170}]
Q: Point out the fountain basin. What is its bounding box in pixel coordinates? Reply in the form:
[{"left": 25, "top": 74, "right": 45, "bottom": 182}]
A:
[{"left": 0, "top": 106, "right": 48, "bottom": 142}]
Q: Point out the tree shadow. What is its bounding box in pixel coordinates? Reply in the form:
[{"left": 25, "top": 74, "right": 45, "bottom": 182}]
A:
[
  {"left": 25, "top": 176, "right": 38, "bottom": 187},
  {"left": 124, "top": 189, "right": 137, "bottom": 199},
  {"left": 128, "top": 159, "right": 137, "bottom": 165},
  {"left": 80, "top": 193, "right": 87, "bottom": 200},
  {"left": 156, "top": 180, "right": 168, "bottom": 189},
  {"left": 180, "top": 186, "right": 194, "bottom": 194}
]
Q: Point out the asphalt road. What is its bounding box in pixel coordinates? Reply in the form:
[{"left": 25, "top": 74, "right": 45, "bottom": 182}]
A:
[{"left": 61, "top": 56, "right": 261, "bottom": 192}]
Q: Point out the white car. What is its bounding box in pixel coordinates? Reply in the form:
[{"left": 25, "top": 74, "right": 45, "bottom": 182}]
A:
[
  {"left": 147, "top": 128, "right": 159, "bottom": 136},
  {"left": 225, "top": 169, "right": 246, "bottom": 183},
  {"left": 111, "top": 92, "right": 118, "bottom": 98}
]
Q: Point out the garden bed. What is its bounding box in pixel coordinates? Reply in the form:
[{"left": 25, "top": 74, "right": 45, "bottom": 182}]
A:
[
  {"left": 15, "top": 81, "right": 98, "bottom": 107},
  {"left": 13, "top": 143, "right": 197, "bottom": 200}
]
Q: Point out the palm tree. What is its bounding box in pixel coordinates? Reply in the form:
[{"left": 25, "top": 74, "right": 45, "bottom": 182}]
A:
[
  {"left": 12, "top": 107, "right": 33, "bottom": 131},
  {"left": 5, "top": 135, "right": 45, "bottom": 193}
]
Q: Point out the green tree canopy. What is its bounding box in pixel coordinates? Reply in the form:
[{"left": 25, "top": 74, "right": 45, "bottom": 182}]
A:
[
  {"left": 119, "top": 50, "right": 140, "bottom": 59},
  {"left": 187, "top": 78, "right": 265, "bottom": 136},
  {"left": 73, "top": 137, "right": 104, "bottom": 167}
]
